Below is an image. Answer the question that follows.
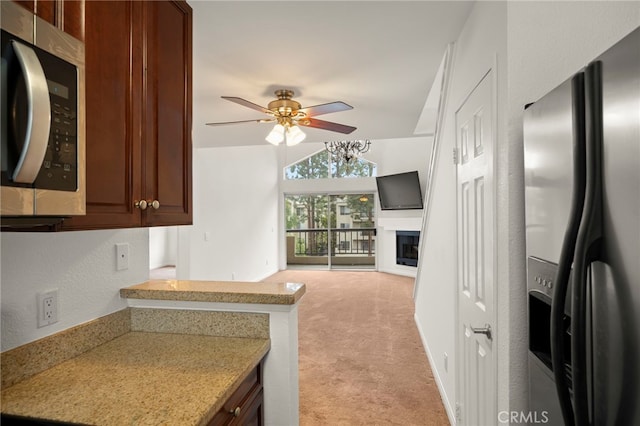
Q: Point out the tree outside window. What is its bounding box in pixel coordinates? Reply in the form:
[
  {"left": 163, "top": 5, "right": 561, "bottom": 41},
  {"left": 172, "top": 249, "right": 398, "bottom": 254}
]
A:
[{"left": 285, "top": 150, "right": 376, "bottom": 180}]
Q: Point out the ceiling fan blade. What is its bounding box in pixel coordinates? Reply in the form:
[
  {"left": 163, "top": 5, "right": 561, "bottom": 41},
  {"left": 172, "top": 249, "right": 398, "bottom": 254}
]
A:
[
  {"left": 221, "top": 96, "right": 271, "bottom": 114},
  {"left": 299, "top": 101, "right": 353, "bottom": 117},
  {"left": 299, "top": 118, "right": 357, "bottom": 134},
  {"left": 205, "top": 118, "right": 274, "bottom": 126}
]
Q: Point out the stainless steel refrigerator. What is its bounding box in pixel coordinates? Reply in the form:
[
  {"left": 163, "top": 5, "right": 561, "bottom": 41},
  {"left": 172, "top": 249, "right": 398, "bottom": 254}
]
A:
[{"left": 524, "top": 27, "right": 640, "bottom": 425}]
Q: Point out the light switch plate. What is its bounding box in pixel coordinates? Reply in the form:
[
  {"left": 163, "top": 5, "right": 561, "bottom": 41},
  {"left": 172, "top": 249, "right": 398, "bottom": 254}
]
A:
[{"left": 116, "top": 243, "right": 129, "bottom": 271}]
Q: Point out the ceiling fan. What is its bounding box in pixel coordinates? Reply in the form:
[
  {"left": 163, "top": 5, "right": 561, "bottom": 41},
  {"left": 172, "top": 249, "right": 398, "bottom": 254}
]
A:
[{"left": 205, "top": 89, "right": 356, "bottom": 146}]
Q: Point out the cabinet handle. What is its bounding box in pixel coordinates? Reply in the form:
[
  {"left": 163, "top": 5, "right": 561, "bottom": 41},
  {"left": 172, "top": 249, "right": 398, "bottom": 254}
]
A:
[
  {"left": 134, "top": 200, "right": 148, "bottom": 210},
  {"left": 134, "top": 200, "right": 159, "bottom": 210},
  {"left": 230, "top": 407, "right": 241, "bottom": 417}
]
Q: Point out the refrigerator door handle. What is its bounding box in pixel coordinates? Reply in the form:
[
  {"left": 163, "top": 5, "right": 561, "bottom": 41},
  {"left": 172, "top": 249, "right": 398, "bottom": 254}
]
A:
[
  {"left": 551, "top": 72, "right": 587, "bottom": 426},
  {"left": 571, "top": 60, "right": 604, "bottom": 426}
]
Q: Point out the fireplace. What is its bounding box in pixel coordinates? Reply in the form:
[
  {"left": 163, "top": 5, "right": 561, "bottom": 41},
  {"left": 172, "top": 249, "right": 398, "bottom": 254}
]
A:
[{"left": 396, "top": 231, "right": 419, "bottom": 267}]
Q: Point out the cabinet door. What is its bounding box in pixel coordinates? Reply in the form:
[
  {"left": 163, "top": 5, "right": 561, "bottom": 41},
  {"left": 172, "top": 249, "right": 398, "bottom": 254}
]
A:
[
  {"left": 62, "top": 0, "right": 143, "bottom": 230},
  {"left": 11, "top": 1, "right": 48, "bottom": 20},
  {"left": 142, "top": 0, "right": 192, "bottom": 227},
  {"left": 236, "top": 388, "right": 264, "bottom": 426},
  {"left": 11, "top": 0, "right": 84, "bottom": 41},
  {"left": 60, "top": 0, "right": 84, "bottom": 41}
]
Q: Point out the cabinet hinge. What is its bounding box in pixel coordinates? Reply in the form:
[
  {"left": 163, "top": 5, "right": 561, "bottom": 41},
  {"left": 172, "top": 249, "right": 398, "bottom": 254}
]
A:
[
  {"left": 455, "top": 402, "right": 462, "bottom": 422},
  {"left": 453, "top": 147, "right": 459, "bottom": 165}
]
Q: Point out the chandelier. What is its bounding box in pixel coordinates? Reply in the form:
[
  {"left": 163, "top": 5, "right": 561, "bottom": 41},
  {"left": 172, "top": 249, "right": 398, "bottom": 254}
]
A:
[{"left": 324, "top": 140, "right": 371, "bottom": 163}]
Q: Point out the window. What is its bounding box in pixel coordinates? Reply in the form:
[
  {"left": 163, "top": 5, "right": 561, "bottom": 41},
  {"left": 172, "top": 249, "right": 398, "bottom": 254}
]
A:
[
  {"left": 331, "top": 156, "right": 377, "bottom": 179},
  {"left": 285, "top": 149, "right": 377, "bottom": 180},
  {"left": 285, "top": 193, "right": 376, "bottom": 269}
]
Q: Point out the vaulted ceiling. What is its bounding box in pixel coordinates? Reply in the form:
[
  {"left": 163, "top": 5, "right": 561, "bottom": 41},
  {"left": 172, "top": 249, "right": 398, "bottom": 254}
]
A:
[{"left": 191, "top": 1, "right": 474, "bottom": 149}]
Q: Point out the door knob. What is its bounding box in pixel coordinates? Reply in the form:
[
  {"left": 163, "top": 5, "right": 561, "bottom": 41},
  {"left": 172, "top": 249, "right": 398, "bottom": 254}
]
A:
[
  {"left": 149, "top": 200, "right": 160, "bottom": 210},
  {"left": 471, "top": 324, "right": 492, "bottom": 340}
]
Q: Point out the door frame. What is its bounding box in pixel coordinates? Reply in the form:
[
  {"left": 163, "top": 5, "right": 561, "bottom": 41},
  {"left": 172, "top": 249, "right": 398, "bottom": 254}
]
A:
[{"left": 454, "top": 59, "right": 499, "bottom": 424}]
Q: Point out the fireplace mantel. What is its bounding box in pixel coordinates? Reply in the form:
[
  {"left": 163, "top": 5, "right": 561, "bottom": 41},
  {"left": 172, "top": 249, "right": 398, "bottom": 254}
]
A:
[{"left": 377, "top": 217, "right": 422, "bottom": 231}]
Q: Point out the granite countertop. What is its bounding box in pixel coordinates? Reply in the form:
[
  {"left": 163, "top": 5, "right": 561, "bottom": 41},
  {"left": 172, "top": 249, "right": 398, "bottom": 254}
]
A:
[
  {"left": 1, "top": 332, "right": 270, "bottom": 425},
  {"left": 121, "top": 279, "right": 306, "bottom": 305}
]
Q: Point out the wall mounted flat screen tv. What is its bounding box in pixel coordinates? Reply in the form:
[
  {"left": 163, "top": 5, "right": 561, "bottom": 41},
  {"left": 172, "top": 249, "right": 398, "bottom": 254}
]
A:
[{"left": 376, "top": 171, "right": 423, "bottom": 210}]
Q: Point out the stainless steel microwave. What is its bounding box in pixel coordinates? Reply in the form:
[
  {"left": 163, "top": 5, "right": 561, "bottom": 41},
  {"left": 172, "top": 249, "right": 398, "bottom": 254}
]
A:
[{"left": 1, "top": 1, "right": 85, "bottom": 217}]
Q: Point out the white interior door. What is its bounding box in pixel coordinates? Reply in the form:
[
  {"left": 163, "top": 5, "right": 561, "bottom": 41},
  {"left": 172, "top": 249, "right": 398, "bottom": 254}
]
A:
[{"left": 456, "top": 69, "right": 496, "bottom": 425}]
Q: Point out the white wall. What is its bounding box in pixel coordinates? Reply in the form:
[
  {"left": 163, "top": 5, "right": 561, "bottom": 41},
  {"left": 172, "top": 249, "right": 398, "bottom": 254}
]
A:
[
  {"left": 414, "top": 1, "right": 508, "bottom": 422},
  {"left": 149, "top": 226, "right": 178, "bottom": 269},
  {"left": 186, "top": 145, "right": 280, "bottom": 282},
  {"left": 414, "top": 1, "right": 640, "bottom": 423},
  {"left": 1, "top": 228, "right": 149, "bottom": 351}
]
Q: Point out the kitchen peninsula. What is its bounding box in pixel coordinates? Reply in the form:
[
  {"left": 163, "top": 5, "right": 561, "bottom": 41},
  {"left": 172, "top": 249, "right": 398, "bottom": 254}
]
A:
[{"left": 1, "top": 279, "right": 305, "bottom": 426}]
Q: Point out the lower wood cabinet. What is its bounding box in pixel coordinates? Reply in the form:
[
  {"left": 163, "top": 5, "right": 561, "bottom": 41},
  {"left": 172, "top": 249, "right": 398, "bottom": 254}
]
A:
[{"left": 209, "top": 363, "right": 264, "bottom": 426}]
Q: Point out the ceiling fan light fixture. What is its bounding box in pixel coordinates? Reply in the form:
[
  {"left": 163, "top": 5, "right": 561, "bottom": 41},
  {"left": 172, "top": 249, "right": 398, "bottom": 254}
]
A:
[
  {"left": 286, "top": 125, "right": 306, "bottom": 146},
  {"left": 207, "top": 89, "right": 356, "bottom": 145},
  {"left": 266, "top": 124, "right": 285, "bottom": 145}
]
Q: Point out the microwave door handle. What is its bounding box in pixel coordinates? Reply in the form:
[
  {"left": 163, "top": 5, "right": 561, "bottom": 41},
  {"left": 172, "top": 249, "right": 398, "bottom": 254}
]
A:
[{"left": 10, "top": 40, "right": 51, "bottom": 184}]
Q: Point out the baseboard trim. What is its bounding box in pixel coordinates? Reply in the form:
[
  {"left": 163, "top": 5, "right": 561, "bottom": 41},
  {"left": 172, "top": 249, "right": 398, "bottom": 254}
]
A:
[
  {"left": 378, "top": 266, "right": 417, "bottom": 278},
  {"left": 255, "top": 268, "right": 282, "bottom": 282},
  {"left": 414, "top": 312, "right": 456, "bottom": 425}
]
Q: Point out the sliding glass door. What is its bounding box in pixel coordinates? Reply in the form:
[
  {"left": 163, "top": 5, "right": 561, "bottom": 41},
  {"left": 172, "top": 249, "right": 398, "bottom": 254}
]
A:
[
  {"left": 329, "top": 194, "right": 375, "bottom": 269},
  {"left": 285, "top": 194, "right": 329, "bottom": 268},
  {"left": 285, "top": 193, "right": 375, "bottom": 270}
]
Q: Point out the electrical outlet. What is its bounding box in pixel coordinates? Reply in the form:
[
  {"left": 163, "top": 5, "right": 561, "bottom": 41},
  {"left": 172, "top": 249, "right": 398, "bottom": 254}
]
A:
[
  {"left": 116, "top": 243, "right": 130, "bottom": 271},
  {"left": 444, "top": 352, "right": 449, "bottom": 372},
  {"left": 37, "top": 289, "right": 59, "bottom": 328}
]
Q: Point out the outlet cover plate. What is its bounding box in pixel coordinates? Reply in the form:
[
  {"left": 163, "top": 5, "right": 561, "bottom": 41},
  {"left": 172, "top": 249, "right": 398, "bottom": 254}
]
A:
[{"left": 37, "top": 289, "right": 59, "bottom": 328}]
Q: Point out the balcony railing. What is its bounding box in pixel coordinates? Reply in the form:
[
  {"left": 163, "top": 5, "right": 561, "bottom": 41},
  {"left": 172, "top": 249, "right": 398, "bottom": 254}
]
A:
[{"left": 286, "top": 228, "right": 376, "bottom": 257}]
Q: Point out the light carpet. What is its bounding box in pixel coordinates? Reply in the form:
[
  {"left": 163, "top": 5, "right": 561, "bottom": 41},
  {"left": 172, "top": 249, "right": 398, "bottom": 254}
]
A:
[{"left": 265, "top": 270, "right": 449, "bottom": 426}]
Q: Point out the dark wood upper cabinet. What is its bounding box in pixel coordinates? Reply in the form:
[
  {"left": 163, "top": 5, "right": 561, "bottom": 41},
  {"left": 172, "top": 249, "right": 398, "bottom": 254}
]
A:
[
  {"left": 62, "top": 0, "right": 143, "bottom": 230},
  {"left": 13, "top": 0, "right": 84, "bottom": 41},
  {"left": 142, "top": 0, "right": 193, "bottom": 227},
  {"left": 62, "top": 0, "right": 192, "bottom": 230}
]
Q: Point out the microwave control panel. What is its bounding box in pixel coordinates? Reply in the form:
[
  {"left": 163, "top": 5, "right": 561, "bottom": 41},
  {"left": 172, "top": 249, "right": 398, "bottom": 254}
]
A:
[{"left": 33, "top": 46, "right": 78, "bottom": 192}]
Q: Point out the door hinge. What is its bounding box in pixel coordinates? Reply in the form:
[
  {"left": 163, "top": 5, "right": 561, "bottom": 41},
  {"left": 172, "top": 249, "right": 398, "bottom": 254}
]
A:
[
  {"left": 455, "top": 402, "right": 462, "bottom": 422},
  {"left": 453, "top": 147, "right": 459, "bottom": 165}
]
